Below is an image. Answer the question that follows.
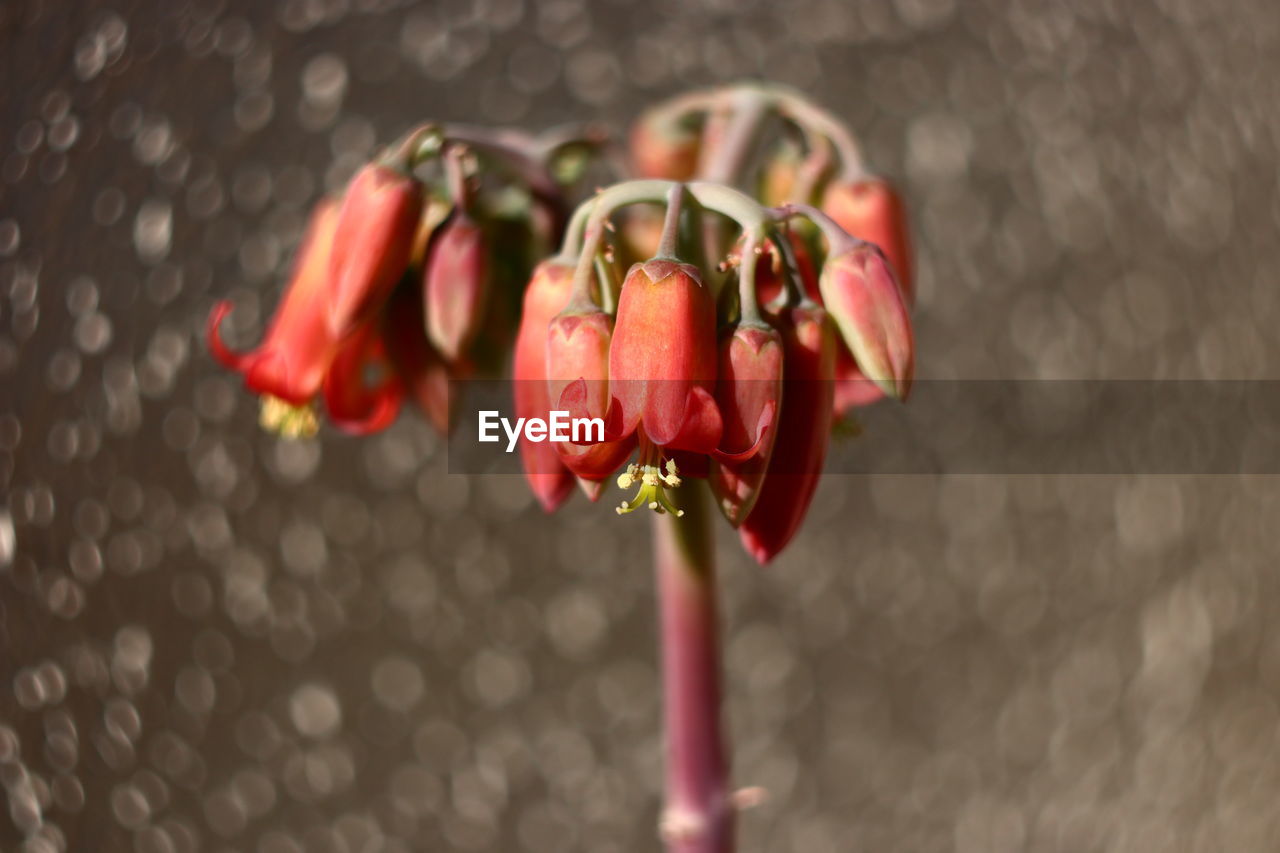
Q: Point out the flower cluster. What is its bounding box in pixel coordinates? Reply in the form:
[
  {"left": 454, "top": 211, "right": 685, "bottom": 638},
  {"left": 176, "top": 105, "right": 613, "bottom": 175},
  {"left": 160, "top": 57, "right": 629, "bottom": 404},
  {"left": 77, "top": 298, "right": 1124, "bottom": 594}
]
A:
[
  {"left": 207, "top": 125, "right": 595, "bottom": 437},
  {"left": 515, "top": 85, "right": 916, "bottom": 563},
  {"left": 206, "top": 84, "right": 915, "bottom": 565}
]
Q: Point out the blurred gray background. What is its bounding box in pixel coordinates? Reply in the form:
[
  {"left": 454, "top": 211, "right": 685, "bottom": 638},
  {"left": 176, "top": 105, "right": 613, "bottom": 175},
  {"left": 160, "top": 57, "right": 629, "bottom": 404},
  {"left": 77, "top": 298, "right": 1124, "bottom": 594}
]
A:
[{"left": 3, "top": 0, "right": 1280, "bottom": 850}]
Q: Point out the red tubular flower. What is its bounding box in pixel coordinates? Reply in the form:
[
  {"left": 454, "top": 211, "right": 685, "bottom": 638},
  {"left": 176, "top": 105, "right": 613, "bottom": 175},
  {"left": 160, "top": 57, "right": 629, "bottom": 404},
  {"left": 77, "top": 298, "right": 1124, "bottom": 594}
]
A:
[
  {"left": 608, "top": 259, "right": 721, "bottom": 452},
  {"left": 322, "top": 316, "right": 404, "bottom": 436},
  {"left": 424, "top": 210, "right": 488, "bottom": 363},
  {"left": 818, "top": 244, "right": 914, "bottom": 401},
  {"left": 512, "top": 260, "right": 576, "bottom": 511},
  {"left": 739, "top": 305, "right": 837, "bottom": 564},
  {"left": 710, "top": 322, "right": 783, "bottom": 525},
  {"left": 327, "top": 162, "right": 423, "bottom": 338},
  {"left": 548, "top": 305, "right": 636, "bottom": 486},
  {"left": 822, "top": 178, "right": 915, "bottom": 304},
  {"left": 630, "top": 110, "right": 701, "bottom": 181},
  {"left": 208, "top": 199, "right": 342, "bottom": 410}
]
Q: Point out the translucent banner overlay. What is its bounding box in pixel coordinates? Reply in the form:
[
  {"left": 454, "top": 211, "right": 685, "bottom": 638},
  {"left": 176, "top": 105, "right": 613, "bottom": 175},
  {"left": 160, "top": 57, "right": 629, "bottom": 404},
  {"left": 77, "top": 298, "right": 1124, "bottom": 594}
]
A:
[{"left": 445, "top": 380, "right": 1280, "bottom": 475}]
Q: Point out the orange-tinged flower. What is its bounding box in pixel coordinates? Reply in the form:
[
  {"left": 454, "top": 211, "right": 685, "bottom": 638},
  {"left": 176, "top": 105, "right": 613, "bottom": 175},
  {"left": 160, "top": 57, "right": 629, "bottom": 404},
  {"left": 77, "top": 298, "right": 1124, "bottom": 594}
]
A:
[
  {"left": 630, "top": 110, "right": 701, "bottom": 181},
  {"left": 608, "top": 259, "right": 721, "bottom": 452},
  {"left": 818, "top": 244, "right": 914, "bottom": 400},
  {"left": 512, "top": 260, "right": 576, "bottom": 511},
  {"left": 327, "top": 163, "right": 423, "bottom": 337},
  {"left": 548, "top": 305, "right": 636, "bottom": 485},
  {"left": 207, "top": 199, "right": 341, "bottom": 432},
  {"left": 739, "top": 305, "right": 837, "bottom": 564},
  {"left": 710, "top": 322, "right": 783, "bottom": 525},
  {"left": 822, "top": 178, "right": 914, "bottom": 304}
]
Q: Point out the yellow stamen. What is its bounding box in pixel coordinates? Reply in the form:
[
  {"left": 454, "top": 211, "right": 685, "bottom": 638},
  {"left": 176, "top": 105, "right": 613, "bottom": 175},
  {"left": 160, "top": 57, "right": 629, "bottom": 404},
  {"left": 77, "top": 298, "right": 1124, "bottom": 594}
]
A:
[
  {"left": 259, "top": 395, "right": 319, "bottom": 439},
  {"left": 615, "top": 458, "right": 685, "bottom": 517}
]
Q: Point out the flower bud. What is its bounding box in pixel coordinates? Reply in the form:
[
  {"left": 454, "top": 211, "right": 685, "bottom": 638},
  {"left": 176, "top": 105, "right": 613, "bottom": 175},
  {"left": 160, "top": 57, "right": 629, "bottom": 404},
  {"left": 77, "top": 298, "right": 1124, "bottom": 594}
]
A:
[
  {"left": 512, "top": 260, "right": 576, "bottom": 511},
  {"left": 711, "top": 322, "right": 783, "bottom": 526},
  {"left": 759, "top": 140, "right": 803, "bottom": 207},
  {"left": 818, "top": 244, "right": 913, "bottom": 400},
  {"left": 609, "top": 259, "right": 721, "bottom": 452},
  {"left": 424, "top": 210, "right": 488, "bottom": 362},
  {"left": 822, "top": 178, "right": 914, "bottom": 304},
  {"left": 328, "top": 163, "right": 423, "bottom": 337},
  {"left": 208, "top": 198, "right": 341, "bottom": 407},
  {"left": 832, "top": 345, "right": 885, "bottom": 414},
  {"left": 739, "top": 305, "right": 837, "bottom": 564},
  {"left": 630, "top": 110, "right": 700, "bottom": 181},
  {"left": 618, "top": 207, "right": 665, "bottom": 269}
]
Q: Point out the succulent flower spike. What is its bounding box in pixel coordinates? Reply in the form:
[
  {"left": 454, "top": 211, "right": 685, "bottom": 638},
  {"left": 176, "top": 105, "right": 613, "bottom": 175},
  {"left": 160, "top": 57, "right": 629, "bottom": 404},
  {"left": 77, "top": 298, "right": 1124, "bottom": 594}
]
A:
[
  {"left": 512, "top": 260, "right": 577, "bottom": 512},
  {"left": 739, "top": 305, "right": 837, "bottom": 565},
  {"left": 384, "top": 280, "right": 454, "bottom": 436},
  {"left": 207, "top": 198, "right": 342, "bottom": 434},
  {"left": 822, "top": 177, "right": 915, "bottom": 304},
  {"left": 424, "top": 209, "right": 489, "bottom": 362},
  {"left": 608, "top": 259, "right": 722, "bottom": 452},
  {"left": 322, "top": 316, "right": 404, "bottom": 436},
  {"left": 711, "top": 321, "right": 784, "bottom": 526},
  {"left": 327, "top": 160, "right": 424, "bottom": 338},
  {"left": 630, "top": 108, "right": 702, "bottom": 181},
  {"left": 818, "top": 243, "right": 914, "bottom": 401}
]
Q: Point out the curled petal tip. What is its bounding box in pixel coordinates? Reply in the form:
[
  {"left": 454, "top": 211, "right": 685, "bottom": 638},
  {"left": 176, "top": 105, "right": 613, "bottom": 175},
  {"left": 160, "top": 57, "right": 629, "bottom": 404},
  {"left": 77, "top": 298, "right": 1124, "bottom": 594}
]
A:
[
  {"left": 206, "top": 301, "right": 251, "bottom": 371},
  {"left": 577, "top": 477, "right": 606, "bottom": 503},
  {"left": 739, "top": 529, "right": 776, "bottom": 566},
  {"left": 327, "top": 385, "right": 403, "bottom": 436}
]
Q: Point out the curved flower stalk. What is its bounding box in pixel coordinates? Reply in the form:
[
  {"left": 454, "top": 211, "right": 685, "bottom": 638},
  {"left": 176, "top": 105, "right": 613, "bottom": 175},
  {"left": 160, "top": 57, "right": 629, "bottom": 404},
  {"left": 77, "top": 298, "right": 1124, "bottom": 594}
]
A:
[
  {"left": 521, "top": 177, "right": 913, "bottom": 564},
  {"left": 632, "top": 83, "right": 918, "bottom": 413}
]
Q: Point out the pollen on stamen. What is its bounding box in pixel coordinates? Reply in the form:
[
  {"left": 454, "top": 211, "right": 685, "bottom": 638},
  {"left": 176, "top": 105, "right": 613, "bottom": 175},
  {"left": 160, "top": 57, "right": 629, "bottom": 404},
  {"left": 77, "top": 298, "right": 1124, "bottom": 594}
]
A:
[
  {"left": 615, "top": 459, "right": 685, "bottom": 518},
  {"left": 259, "top": 395, "right": 319, "bottom": 439}
]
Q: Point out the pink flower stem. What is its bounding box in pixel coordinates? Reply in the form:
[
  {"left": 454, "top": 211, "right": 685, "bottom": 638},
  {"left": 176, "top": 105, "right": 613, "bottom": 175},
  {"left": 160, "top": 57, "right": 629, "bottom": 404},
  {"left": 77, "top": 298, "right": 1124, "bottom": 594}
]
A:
[{"left": 653, "top": 482, "right": 734, "bottom": 853}]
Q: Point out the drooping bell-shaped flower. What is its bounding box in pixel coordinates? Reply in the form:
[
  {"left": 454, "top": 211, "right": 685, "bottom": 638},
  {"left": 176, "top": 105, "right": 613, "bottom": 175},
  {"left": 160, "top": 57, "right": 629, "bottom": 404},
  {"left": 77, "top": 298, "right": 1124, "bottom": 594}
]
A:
[
  {"left": 822, "top": 177, "right": 914, "bottom": 304},
  {"left": 739, "top": 304, "right": 837, "bottom": 565},
  {"left": 327, "top": 161, "right": 424, "bottom": 337},
  {"left": 710, "top": 321, "right": 783, "bottom": 525},
  {"left": 548, "top": 303, "right": 636, "bottom": 487},
  {"left": 512, "top": 260, "right": 576, "bottom": 511},
  {"left": 322, "top": 312, "right": 404, "bottom": 436},
  {"left": 630, "top": 109, "right": 701, "bottom": 181},
  {"left": 208, "top": 198, "right": 341, "bottom": 436},
  {"left": 424, "top": 210, "right": 488, "bottom": 363},
  {"left": 608, "top": 259, "right": 722, "bottom": 452},
  {"left": 818, "top": 243, "right": 914, "bottom": 401}
]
